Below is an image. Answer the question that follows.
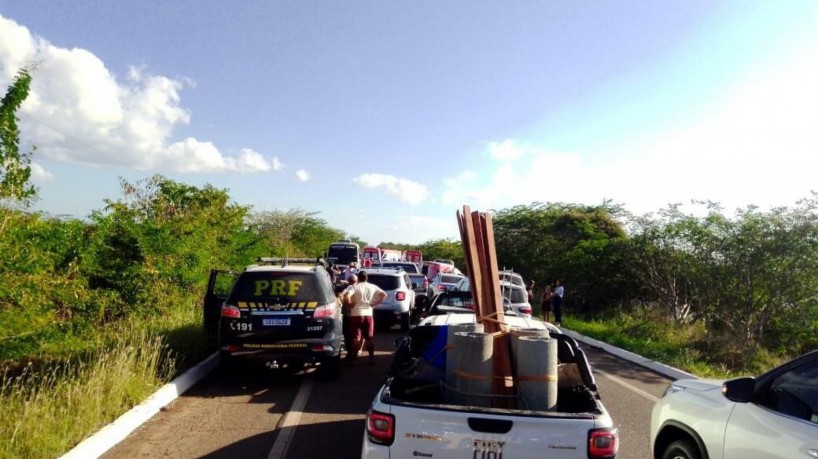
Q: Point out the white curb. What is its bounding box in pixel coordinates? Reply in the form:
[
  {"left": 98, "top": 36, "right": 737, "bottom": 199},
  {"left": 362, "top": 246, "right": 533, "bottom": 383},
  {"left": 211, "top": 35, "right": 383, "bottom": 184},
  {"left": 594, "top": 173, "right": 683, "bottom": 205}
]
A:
[
  {"left": 559, "top": 328, "right": 698, "bottom": 381},
  {"left": 60, "top": 352, "right": 220, "bottom": 459}
]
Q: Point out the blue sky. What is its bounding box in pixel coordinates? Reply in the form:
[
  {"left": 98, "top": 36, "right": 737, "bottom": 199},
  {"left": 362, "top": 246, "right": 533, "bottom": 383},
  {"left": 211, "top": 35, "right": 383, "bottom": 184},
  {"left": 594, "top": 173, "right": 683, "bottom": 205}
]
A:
[{"left": 2, "top": 1, "right": 818, "bottom": 244}]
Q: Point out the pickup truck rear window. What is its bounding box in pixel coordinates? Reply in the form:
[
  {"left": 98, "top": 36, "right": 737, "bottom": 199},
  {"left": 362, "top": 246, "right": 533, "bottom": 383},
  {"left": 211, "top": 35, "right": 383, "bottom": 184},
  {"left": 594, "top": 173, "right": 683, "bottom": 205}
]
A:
[{"left": 228, "top": 272, "right": 332, "bottom": 304}]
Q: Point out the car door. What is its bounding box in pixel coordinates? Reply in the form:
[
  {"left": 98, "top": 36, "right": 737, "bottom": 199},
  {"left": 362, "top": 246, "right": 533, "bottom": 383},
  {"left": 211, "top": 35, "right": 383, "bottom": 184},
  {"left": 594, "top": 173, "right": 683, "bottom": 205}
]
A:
[
  {"left": 723, "top": 358, "right": 818, "bottom": 459},
  {"left": 203, "top": 269, "right": 238, "bottom": 338}
]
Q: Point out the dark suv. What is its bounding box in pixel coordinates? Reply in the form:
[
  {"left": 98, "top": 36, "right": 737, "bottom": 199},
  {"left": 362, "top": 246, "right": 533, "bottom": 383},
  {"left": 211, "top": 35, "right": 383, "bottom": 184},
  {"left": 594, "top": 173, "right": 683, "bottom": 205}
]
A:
[{"left": 204, "top": 258, "right": 342, "bottom": 380}]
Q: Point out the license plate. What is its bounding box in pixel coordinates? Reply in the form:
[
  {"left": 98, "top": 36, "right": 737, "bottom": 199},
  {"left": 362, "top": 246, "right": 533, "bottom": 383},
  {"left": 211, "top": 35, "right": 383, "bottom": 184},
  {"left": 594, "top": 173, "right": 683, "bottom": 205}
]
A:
[{"left": 263, "top": 318, "right": 290, "bottom": 326}]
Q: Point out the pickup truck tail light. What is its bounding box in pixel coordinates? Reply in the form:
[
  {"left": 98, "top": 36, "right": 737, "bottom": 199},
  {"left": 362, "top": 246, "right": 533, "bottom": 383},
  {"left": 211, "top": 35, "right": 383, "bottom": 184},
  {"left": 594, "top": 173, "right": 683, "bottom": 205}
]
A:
[
  {"left": 396, "top": 292, "right": 406, "bottom": 301},
  {"left": 221, "top": 304, "right": 241, "bottom": 318},
  {"left": 313, "top": 302, "right": 337, "bottom": 319},
  {"left": 588, "top": 428, "right": 618, "bottom": 458},
  {"left": 366, "top": 409, "right": 395, "bottom": 446}
]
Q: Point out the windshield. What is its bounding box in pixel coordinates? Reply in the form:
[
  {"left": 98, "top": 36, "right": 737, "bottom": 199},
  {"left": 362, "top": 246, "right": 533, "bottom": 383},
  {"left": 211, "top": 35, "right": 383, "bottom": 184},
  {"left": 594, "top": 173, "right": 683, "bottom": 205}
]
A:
[
  {"left": 327, "top": 245, "right": 358, "bottom": 265},
  {"left": 440, "top": 275, "right": 462, "bottom": 284}
]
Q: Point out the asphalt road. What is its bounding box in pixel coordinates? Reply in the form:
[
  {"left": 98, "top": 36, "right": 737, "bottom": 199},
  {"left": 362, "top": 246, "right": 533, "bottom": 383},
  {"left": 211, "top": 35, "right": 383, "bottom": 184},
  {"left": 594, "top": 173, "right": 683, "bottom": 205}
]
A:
[{"left": 104, "top": 329, "right": 676, "bottom": 459}]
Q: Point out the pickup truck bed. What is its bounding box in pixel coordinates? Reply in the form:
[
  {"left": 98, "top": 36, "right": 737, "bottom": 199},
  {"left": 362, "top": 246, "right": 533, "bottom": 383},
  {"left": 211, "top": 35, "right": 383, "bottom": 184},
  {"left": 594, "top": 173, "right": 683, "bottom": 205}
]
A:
[{"left": 361, "top": 319, "right": 619, "bottom": 458}]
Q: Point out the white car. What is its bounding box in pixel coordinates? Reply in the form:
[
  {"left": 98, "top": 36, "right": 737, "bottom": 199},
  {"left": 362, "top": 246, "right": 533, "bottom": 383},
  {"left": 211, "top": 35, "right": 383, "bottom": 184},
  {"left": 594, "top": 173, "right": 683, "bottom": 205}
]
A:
[
  {"left": 359, "top": 267, "right": 416, "bottom": 331},
  {"left": 650, "top": 350, "right": 818, "bottom": 459}
]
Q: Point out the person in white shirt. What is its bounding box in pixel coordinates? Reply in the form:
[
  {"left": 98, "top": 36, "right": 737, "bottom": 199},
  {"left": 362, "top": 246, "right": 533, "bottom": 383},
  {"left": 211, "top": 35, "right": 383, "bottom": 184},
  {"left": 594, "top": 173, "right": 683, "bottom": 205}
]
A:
[
  {"left": 341, "top": 271, "right": 387, "bottom": 365},
  {"left": 343, "top": 262, "right": 358, "bottom": 282}
]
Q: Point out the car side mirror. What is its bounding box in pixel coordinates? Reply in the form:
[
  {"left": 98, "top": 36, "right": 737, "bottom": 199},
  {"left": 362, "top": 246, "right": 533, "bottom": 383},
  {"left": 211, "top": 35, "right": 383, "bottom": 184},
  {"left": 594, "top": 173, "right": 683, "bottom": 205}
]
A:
[{"left": 722, "top": 377, "right": 755, "bottom": 403}]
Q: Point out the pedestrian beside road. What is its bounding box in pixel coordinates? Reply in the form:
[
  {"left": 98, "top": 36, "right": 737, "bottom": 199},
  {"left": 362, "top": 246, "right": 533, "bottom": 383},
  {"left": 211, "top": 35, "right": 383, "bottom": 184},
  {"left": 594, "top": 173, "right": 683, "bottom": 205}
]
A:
[
  {"left": 526, "top": 280, "right": 535, "bottom": 303},
  {"left": 341, "top": 271, "right": 387, "bottom": 365},
  {"left": 553, "top": 280, "right": 564, "bottom": 326},
  {"left": 540, "top": 284, "right": 553, "bottom": 323}
]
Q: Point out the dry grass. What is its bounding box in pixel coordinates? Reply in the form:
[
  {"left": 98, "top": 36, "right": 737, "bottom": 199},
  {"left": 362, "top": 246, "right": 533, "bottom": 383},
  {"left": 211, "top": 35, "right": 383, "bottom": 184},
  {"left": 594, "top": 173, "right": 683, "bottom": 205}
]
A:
[{"left": 0, "top": 326, "right": 175, "bottom": 459}]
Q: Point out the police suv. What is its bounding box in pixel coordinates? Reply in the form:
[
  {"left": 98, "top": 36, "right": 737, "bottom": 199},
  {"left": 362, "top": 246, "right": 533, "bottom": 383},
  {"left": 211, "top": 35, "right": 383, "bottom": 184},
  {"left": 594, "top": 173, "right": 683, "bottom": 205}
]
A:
[{"left": 203, "top": 257, "right": 343, "bottom": 380}]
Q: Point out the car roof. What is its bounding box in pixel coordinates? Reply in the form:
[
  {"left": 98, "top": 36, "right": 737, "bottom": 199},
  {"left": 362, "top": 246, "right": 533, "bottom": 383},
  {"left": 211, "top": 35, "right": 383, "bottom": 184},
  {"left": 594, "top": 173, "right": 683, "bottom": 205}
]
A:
[
  {"left": 362, "top": 267, "right": 405, "bottom": 276},
  {"left": 244, "top": 264, "right": 318, "bottom": 273},
  {"left": 418, "top": 311, "right": 559, "bottom": 333}
]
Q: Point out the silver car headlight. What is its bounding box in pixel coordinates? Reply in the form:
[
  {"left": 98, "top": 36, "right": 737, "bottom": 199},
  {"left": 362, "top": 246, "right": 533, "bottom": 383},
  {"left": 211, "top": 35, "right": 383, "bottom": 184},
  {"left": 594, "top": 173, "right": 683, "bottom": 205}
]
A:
[{"left": 662, "top": 383, "right": 685, "bottom": 397}]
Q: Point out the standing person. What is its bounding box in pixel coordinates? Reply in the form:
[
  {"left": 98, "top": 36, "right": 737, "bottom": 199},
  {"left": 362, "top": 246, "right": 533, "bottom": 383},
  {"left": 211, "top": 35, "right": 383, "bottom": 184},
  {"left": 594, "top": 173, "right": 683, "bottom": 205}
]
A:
[
  {"left": 328, "top": 263, "right": 341, "bottom": 284},
  {"left": 341, "top": 271, "right": 387, "bottom": 365},
  {"left": 540, "top": 284, "right": 553, "bottom": 323},
  {"left": 526, "top": 280, "right": 535, "bottom": 303},
  {"left": 343, "top": 262, "right": 358, "bottom": 282},
  {"left": 553, "top": 280, "right": 564, "bottom": 326},
  {"left": 340, "top": 274, "right": 357, "bottom": 352}
]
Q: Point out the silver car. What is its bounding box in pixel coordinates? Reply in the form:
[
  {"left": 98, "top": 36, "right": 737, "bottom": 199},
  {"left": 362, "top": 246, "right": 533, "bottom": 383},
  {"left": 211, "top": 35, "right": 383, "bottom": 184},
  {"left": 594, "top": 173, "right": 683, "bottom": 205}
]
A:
[
  {"left": 429, "top": 273, "right": 464, "bottom": 298},
  {"left": 651, "top": 349, "right": 818, "bottom": 459},
  {"left": 500, "top": 281, "right": 532, "bottom": 317}
]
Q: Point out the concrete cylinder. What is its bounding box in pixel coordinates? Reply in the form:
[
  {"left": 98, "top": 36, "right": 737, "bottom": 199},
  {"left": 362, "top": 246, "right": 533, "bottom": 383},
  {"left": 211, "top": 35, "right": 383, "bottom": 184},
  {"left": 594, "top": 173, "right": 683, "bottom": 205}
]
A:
[
  {"left": 452, "top": 331, "right": 494, "bottom": 407},
  {"left": 516, "top": 336, "right": 558, "bottom": 411},
  {"left": 444, "top": 322, "right": 485, "bottom": 403},
  {"left": 510, "top": 328, "right": 549, "bottom": 368}
]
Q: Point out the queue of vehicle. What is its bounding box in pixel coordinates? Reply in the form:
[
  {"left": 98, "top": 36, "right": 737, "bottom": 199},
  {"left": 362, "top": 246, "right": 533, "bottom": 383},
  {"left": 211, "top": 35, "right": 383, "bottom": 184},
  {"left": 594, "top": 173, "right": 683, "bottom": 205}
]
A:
[{"left": 201, "top": 248, "right": 817, "bottom": 459}]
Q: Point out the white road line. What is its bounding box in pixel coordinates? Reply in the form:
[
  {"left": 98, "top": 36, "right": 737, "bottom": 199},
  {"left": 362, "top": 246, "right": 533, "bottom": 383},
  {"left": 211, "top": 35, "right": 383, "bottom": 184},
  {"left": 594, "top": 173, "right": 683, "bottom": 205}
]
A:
[
  {"left": 595, "top": 369, "right": 660, "bottom": 403},
  {"left": 268, "top": 377, "right": 314, "bottom": 459}
]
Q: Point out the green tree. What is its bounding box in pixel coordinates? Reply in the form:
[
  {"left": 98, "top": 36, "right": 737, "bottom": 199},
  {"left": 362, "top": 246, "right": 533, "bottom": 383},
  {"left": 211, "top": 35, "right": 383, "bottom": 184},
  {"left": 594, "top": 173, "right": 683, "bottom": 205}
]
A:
[
  {"left": 492, "top": 202, "right": 632, "bottom": 313},
  {"left": 0, "top": 69, "right": 37, "bottom": 230},
  {"left": 84, "top": 175, "right": 258, "bottom": 317}
]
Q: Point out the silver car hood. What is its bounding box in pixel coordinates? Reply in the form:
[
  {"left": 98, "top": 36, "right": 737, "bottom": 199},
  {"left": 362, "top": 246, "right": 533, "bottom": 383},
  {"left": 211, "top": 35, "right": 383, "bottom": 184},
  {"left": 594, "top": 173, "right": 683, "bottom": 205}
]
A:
[{"left": 673, "top": 378, "right": 725, "bottom": 391}]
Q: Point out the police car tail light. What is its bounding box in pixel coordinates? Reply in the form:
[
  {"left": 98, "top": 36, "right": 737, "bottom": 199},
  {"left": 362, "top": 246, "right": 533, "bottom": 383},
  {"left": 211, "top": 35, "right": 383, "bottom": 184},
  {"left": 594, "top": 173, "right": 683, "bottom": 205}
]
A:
[
  {"left": 588, "top": 428, "right": 618, "bottom": 458},
  {"left": 313, "top": 302, "right": 337, "bottom": 319},
  {"left": 221, "top": 304, "right": 241, "bottom": 318},
  {"left": 396, "top": 292, "right": 406, "bottom": 301},
  {"left": 366, "top": 409, "right": 395, "bottom": 446}
]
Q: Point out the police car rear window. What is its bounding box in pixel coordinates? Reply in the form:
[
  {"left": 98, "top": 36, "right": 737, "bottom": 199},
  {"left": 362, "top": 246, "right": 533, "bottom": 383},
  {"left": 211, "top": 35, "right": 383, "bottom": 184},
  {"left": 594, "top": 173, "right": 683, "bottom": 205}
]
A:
[
  {"left": 228, "top": 272, "right": 332, "bottom": 304},
  {"left": 367, "top": 274, "right": 401, "bottom": 291}
]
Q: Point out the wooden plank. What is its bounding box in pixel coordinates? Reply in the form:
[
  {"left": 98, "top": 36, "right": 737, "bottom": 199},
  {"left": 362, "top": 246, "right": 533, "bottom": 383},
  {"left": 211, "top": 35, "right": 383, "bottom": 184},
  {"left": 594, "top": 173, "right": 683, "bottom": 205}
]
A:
[
  {"left": 459, "top": 206, "right": 484, "bottom": 320},
  {"left": 478, "top": 213, "right": 515, "bottom": 407}
]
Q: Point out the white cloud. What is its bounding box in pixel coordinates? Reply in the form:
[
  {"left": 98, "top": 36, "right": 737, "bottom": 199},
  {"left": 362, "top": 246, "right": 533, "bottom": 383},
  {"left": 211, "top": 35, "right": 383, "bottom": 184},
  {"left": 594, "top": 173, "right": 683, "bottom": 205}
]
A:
[
  {"left": 29, "top": 162, "right": 53, "bottom": 181},
  {"left": 0, "top": 16, "right": 277, "bottom": 174},
  {"left": 353, "top": 173, "right": 429, "bottom": 205},
  {"left": 295, "top": 169, "right": 309, "bottom": 182},
  {"left": 443, "top": 30, "right": 818, "bottom": 216},
  {"left": 487, "top": 139, "right": 525, "bottom": 161}
]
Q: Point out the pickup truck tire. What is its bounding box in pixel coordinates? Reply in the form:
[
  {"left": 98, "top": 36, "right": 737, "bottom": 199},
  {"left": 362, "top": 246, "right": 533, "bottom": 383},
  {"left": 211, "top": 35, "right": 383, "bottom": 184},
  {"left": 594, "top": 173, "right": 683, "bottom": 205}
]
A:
[{"left": 661, "top": 439, "right": 700, "bottom": 459}]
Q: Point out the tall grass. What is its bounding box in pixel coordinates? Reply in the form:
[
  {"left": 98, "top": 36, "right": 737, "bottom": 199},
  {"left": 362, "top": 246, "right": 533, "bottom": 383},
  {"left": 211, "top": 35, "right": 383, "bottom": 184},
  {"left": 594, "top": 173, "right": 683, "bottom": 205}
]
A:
[
  {"left": 563, "top": 310, "right": 788, "bottom": 378},
  {"left": 0, "top": 326, "right": 175, "bottom": 459}
]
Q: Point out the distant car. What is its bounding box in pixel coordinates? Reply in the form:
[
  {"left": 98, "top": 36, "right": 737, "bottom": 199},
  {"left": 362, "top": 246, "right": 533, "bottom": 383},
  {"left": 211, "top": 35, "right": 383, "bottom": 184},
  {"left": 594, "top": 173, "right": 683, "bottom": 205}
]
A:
[
  {"left": 375, "top": 261, "right": 420, "bottom": 274},
  {"left": 423, "top": 290, "right": 515, "bottom": 318},
  {"left": 420, "top": 290, "right": 560, "bottom": 335},
  {"left": 500, "top": 281, "right": 533, "bottom": 317},
  {"left": 651, "top": 349, "right": 818, "bottom": 459},
  {"left": 433, "top": 258, "right": 455, "bottom": 266},
  {"left": 360, "top": 267, "right": 416, "bottom": 331},
  {"left": 429, "top": 273, "right": 464, "bottom": 298},
  {"left": 453, "top": 276, "right": 470, "bottom": 292},
  {"left": 499, "top": 269, "right": 525, "bottom": 288},
  {"left": 206, "top": 257, "right": 342, "bottom": 380}
]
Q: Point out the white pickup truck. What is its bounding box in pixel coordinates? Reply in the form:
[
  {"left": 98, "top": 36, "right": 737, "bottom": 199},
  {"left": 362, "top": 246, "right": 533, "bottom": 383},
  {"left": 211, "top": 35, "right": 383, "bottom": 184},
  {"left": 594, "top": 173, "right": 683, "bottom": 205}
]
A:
[{"left": 361, "top": 307, "right": 619, "bottom": 459}]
